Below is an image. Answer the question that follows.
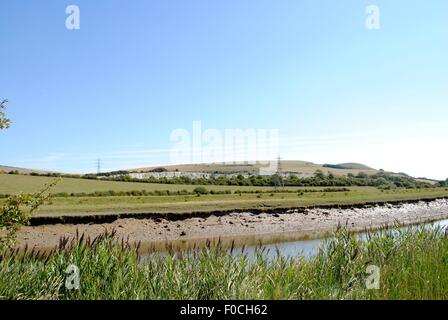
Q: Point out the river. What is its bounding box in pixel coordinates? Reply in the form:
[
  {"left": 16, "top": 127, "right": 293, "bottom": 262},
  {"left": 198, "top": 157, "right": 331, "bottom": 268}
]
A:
[{"left": 238, "top": 218, "right": 448, "bottom": 260}]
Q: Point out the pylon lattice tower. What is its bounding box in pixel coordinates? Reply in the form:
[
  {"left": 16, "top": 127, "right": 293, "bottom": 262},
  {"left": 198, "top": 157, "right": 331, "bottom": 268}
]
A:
[
  {"left": 274, "top": 156, "right": 284, "bottom": 191},
  {"left": 97, "top": 158, "right": 102, "bottom": 174}
]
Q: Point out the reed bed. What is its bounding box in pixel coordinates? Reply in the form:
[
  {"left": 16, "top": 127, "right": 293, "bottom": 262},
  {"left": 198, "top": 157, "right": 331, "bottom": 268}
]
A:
[{"left": 0, "top": 226, "right": 447, "bottom": 300}]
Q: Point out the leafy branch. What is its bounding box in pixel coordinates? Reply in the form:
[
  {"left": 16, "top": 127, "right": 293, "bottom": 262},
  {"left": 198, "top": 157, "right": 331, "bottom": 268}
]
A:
[
  {"left": 0, "top": 99, "right": 58, "bottom": 249},
  {"left": 0, "top": 99, "right": 11, "bottom": 130},
  {"left": 0, "top": 179, "right": 59, "bottom": 248}
]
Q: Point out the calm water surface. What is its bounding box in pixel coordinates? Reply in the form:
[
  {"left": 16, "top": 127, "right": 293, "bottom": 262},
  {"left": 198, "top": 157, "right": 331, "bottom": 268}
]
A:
[{"left": 239, "top": 219, "right": 448, "bottom": 260}]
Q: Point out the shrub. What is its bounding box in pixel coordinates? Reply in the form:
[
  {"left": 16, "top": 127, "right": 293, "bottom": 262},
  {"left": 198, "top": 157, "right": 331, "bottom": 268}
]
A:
[{"left": 193, "top": 187, "right": 209, "bottom": 195}]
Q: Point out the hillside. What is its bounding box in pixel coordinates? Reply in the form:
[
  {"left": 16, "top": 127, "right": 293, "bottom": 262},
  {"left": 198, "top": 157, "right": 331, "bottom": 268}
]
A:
[
  {"left": 0, "top": 165, "right": 53, "bottom": 175},
  {"left": 130, "top": 160, "right": 380, "bottom": 177},
  {"left": 3, "top": 161, "right": 434, "bottom": 182},
  {"left": 323, "top": 163, "right": 374, "bottom": 170},
  {"left": 0, "top": 173, "right": 339, "bottom": 195}
]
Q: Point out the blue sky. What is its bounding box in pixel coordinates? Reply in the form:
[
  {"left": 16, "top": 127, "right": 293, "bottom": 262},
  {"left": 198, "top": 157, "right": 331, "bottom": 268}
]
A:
[{"left": 0, "top": 0, "right": 447, "bottom": 179}]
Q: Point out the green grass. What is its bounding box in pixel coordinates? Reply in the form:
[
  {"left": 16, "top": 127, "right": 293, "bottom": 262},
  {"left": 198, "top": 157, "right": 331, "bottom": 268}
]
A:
[
  {"left": 1, "top": 226, "right": 447, "bottom": 299},
  {"left": 0, "top": 173, "right": 331, "bottom": 194},
  {"left": 1, "top": 174, "right": 447, "bottom": 216},
  {"left": 21, "top": 187, "right": 448, "bottom": 216}
]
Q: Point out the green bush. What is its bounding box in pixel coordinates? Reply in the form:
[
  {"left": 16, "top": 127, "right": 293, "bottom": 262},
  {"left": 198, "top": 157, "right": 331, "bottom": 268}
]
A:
[{"left": 193, "top": 186, "right": 209, "bottom": 195}]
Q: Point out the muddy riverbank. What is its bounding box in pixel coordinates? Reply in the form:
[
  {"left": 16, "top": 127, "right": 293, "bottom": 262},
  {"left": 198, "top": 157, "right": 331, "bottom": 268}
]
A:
[{"left": 16, "top": 198, "right": 448, "bottom": 252}]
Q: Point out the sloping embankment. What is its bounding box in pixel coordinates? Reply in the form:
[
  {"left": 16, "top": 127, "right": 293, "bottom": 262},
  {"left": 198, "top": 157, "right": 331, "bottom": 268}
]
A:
[{"left": 29, "top": 196, "right": 448, "bottom": 226}]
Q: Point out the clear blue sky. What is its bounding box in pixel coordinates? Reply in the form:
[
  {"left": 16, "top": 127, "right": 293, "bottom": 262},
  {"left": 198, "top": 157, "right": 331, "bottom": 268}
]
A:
[{"left": 1, "top": 1, "right": 447, "bottom": 179}]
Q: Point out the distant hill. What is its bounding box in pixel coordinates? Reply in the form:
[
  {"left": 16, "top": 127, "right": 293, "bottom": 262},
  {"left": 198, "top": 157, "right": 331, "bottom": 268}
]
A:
[
  {"left": 0, "top": 165, "right": 53, "bottom": 175},
  {"left": 323, "top": 163, "right": 374, "bottom": 170},
  {"left": 130, "top": 160, "right": 380, "bottom": 177},
  {"left": 3, "top": 160, "right": 431, "bottom": 181}
]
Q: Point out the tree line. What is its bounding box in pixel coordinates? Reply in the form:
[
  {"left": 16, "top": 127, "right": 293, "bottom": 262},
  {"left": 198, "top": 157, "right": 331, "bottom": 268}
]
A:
[{"left": 17, "top": 168, "right": 441, "bottom": 189}]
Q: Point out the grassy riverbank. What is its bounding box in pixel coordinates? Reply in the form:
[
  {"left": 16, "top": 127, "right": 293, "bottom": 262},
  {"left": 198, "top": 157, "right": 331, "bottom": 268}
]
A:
[
  {"left": 2, "top": 174, "right": 448, "bottom": 216},
  {"left": 1, "top": 226, "right": 447, "bottom": 299},
  {"left": 16, "top": 188, "right": 448, "bottom": 216}
]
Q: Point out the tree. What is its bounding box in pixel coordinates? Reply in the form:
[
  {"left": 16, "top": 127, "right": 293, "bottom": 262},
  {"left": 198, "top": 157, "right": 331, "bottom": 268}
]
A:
[
  {"left": 271, "top": 174, "right": 283, "bottom": 187},
  {"left": 0, "top": 99, "right": 57, "bottom": 249},
  {"left": 0, "top": 181, "right": 57, "bottom": 247},
  {"left": 357, "top": 172, "right": 369, "bottom": 179},
  {"left": 0, "top": 99, "right": 11, "bottom": 129},
  {"left": 314, "top": 170, "right": 325, "bottom": 179}
]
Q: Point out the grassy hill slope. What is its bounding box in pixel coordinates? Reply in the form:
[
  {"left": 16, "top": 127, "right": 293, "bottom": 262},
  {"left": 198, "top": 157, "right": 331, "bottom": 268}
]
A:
[
  {"left": 0, "top": 173, "right": 327, "bottom": 195},
  {"left": 0, "top": 165, "right": 53, "bottom": 175},
  {"left": 131, "top": 160, "right": 380, "bottom": 176}
]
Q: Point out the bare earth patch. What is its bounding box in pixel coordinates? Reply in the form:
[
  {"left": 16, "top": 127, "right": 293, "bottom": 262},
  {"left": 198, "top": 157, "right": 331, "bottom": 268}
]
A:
[{"left": 16, "top": 199, "right": 448, "bottom": 252}]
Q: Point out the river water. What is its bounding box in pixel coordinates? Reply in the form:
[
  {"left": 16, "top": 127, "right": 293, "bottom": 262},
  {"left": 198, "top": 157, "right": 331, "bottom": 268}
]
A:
[{"left": 238, "top": 219, "right": 448, "bottom": 260}]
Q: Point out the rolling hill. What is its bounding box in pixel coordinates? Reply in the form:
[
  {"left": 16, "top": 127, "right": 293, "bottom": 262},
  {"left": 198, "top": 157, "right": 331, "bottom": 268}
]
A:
[
  {"left": 130, "top": 160, "right": 380, "bottom": 177},
  {"left": 2, "top": 160, "right": 438, "bottom": 183},
  {"left": 323, "top": 163, "right": 374, "bottom": 170},
  {"left": 0, "top": 165, "right": 53, "bottom": 175}
]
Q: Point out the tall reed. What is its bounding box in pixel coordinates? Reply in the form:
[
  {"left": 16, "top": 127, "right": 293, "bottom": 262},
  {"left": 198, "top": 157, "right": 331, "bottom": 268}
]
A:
[{"left": 0, "top": 226, "right": 447, "bottom": 300}]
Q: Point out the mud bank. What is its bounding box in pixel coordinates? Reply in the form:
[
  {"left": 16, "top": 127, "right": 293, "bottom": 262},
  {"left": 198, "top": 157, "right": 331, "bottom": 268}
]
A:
[
  {"left": 15, "top": 198, "right": 448, "bottom": 252},
  {"left": 29, "top": 196, "right": 448, "bottom": 226}
]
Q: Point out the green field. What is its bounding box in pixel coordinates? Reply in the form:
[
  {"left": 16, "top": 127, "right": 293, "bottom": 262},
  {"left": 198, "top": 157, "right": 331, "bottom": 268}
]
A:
[
  {"left": 0, "top": 173, "right": 326, "bottom": 194},
  {"left": 1, "top": 174, "right": 447, "bottom": 217}
]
